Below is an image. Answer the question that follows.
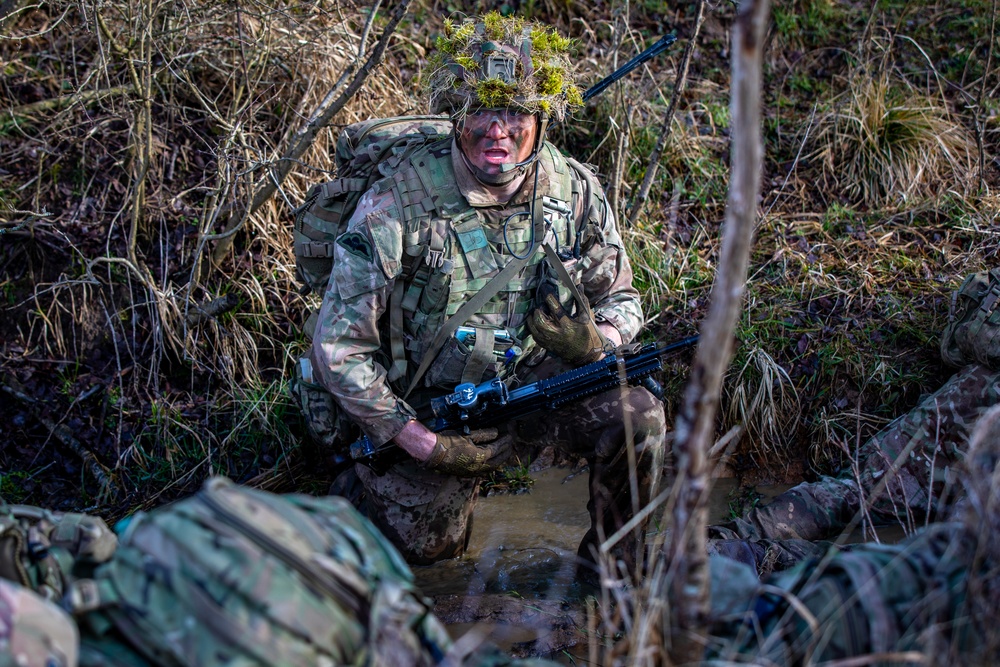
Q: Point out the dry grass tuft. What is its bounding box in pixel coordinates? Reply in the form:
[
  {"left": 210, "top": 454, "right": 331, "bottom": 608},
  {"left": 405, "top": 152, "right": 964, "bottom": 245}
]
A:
[
  {"left": 814, "top": 67, "right": 976, "bottom": 208},
  {"left": 723, "top": 345, "right": 801, "bottom": 467}
]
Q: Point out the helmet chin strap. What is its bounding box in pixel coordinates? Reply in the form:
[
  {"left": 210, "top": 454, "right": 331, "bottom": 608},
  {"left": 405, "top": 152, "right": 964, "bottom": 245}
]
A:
[{"left": 457, "top": 113, "right": 550, "bottom": 187}]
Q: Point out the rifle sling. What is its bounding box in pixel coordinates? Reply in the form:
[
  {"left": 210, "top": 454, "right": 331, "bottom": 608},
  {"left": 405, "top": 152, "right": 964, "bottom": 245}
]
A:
[{"left": 540, "top": 241, "right": 613, "bottom": 352}]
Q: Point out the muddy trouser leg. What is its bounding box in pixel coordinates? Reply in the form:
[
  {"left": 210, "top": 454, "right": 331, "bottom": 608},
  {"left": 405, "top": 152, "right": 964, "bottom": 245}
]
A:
[
  {"left": 355, "top": 459, "right": 479, "bottom": 565},
  {"left": 714, "top": 364, "right": 1000, "bottom": 543},
  {"left": 514, "top": 377, "right": 666, "bottom": 581}
]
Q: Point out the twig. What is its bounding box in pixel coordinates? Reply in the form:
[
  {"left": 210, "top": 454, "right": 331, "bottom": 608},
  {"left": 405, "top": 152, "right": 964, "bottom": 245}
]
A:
[
  {"left": 209, "top": 0, "right": 410, "bottom": 266},
  {"left": 6, "top": 86, "right": 131, "bottom": 119},
  {"left": 664, "top": 0, "right": 770, "bottom": 663},
  {"left": 626, "top": 0, "right": 707, "bottom": 227},
  {"left": 975, "top": 0, "right": 997, "bottom": 194}
]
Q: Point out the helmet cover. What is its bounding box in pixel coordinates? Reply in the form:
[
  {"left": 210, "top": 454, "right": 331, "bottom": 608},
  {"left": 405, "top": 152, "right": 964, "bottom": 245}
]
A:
[{"left": 426, "top": 12, "right": 583, "bottom": 122}]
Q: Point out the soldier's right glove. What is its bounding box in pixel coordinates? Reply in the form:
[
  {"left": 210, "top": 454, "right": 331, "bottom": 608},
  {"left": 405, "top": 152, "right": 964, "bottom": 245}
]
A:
[
  {"left": 425, "top": 428, "right": 514, "bottom": 478},
  {"left": 527, "top": 283, "right": 605, "bottom": 365}
]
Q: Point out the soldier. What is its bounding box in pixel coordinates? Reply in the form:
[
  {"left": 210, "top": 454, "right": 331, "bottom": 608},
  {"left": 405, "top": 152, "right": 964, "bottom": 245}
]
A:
[
  {"left": 307, "top": 13, "right": 665, "bottom": 580},
  {"left": 703, "top": 401, "right": 1000, "bottom": 665},
  {"left": 710, "top": 269, "right": 1000, "bottom": 568}
]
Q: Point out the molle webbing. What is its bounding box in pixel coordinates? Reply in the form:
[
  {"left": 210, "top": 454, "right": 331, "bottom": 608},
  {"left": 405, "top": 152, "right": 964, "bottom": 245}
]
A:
[{"left": 386, "top": 141, "right": 583, "bottom": 391}]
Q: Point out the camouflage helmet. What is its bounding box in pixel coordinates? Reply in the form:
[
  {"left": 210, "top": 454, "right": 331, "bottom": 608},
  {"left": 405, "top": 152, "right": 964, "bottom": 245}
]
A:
[
  {"left": 426, "top": 12, "right": 583, "bottom": 122},
  {"left": 0, "top": 579, "right": 79, "bottom": 667}
]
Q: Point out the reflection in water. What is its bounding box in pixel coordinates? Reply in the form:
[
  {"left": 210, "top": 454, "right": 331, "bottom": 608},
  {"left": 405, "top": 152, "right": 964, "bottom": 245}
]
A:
[{"left": 413, "top": 469, "right": 744, "bottom": 661}]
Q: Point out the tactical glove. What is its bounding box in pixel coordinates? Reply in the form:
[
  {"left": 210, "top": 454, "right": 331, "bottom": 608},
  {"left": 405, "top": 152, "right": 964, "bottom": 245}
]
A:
[
  {"left": 527, "top": 283, "right": 605, "bottom": 365},
  {"left": 425, "top": 428, "right": 514, "bottom": 478}
]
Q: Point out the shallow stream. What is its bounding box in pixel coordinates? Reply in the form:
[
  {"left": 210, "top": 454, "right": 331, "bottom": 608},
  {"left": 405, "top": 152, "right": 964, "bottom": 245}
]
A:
[
  {"left": 413, "top": 468, "right": 742, "bottom": 661},
  {"left": 414, "top": 467, "right": 907, "bottom": 662}
]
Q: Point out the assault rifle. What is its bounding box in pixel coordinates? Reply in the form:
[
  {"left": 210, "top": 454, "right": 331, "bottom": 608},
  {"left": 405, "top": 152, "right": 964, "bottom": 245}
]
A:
[{"left": 350, "top": 335, "right": 699, "bottom": 475}]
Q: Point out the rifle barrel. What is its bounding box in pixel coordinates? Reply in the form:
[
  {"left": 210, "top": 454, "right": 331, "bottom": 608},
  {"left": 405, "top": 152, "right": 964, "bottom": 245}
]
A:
[{"left": 582, "top": 33, "right": 678, "bottom": 102}]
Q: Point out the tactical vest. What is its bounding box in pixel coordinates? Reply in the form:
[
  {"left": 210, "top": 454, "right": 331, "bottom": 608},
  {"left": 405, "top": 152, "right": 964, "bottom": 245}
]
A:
[{"left": 371, "top": 137, "right": 604, "bottom": 392}]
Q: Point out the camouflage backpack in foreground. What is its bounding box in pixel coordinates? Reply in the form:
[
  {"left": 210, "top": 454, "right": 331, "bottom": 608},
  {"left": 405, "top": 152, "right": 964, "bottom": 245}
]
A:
[
  {"left": 941, "top": 268, "right": 1000, "bottom": 370},
  {"left": 72, "top": 477, "right": 451, "bottom": 667},
  {"left": 292, "top": 115, "right": 453, "bottom": 302}
]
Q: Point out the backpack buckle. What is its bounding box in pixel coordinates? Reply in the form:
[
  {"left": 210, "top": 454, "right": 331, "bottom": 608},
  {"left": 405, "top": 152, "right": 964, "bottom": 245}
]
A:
[{"left": 425, "top": 248, "right": 445, "bottom": 268}]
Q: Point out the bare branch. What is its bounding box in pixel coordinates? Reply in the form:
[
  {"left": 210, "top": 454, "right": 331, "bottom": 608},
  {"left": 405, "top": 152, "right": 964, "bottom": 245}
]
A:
[
  {"left": 626, "top": 0, "right": 707, "bottom": 227},
  {"left": 666, "top": 0, "right": 771, "bottom": 662},
  {"left": 209, "top": 0, "right": 411, "bottom": 266}
]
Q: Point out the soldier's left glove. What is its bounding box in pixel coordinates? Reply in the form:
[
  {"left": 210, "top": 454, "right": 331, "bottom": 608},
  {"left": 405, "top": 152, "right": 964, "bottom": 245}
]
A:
[{"left": 528, "top": 283, "right": 605, "bottom": 365}]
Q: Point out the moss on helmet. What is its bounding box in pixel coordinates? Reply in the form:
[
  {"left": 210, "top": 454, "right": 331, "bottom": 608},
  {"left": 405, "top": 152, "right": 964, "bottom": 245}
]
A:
[
  {"left": 476, "top": 77, "right": 519, "bottom": 108},
  {"left": 425, "top": 13, "right": 583, "bottom": 122},
  {"left": 529, "top": 26, "right": 573, "bottom": 57},
  {"left": 536, "top": 65, "right": 564, "bottom": 96}
]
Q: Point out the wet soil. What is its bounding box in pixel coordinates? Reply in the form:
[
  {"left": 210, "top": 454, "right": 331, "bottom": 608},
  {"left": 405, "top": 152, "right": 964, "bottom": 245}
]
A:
[{"left": 417, "top": 469, "right": 742, "bottom": 661}]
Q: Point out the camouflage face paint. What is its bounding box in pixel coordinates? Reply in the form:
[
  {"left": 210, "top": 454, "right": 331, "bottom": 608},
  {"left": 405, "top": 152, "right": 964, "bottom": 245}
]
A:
[{"left": 457, "top": 111, "right": 538, "bottom": 176}]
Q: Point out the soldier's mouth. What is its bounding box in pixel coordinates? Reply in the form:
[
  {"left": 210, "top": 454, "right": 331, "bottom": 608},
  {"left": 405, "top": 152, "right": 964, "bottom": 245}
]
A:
[{"left": 482, "top": 148, "right": 510, "bottom": 164}]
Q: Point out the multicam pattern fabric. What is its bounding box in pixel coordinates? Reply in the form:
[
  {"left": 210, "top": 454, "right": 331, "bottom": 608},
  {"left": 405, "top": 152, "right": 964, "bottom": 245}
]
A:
[
  {"left": 78, "top": 477, "right": 453, "bottom": 667},
  {"left": 715, "top": 363, "right": 1000, "bottom": 544},
  {"left": 706, "top": 522, "right": 976, "bottom": 664},
  {"left": 707, "top": 402, "right": 1000, "bottom": 664},
  {"left": 0, "top": 504, "right": 117, "bottom": 602},
  {"left": 311, "top": 136, "right": 642, "bottom": 447},
  {"left": 0, "top": 579, "right": 79, "bottom": 667}
]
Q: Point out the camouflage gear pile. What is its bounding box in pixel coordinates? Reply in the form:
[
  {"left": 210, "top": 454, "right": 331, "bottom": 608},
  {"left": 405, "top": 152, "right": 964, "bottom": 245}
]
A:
[
  {"left": 706, "top": 403, "right": 1000, "bottom": 665},
  {"left": 706, "top": 522, "right": 976, "bottom": 664},
  {"left": 74, "top": 477, "right": 452, "bottom": 667},
  {"left": 0, "top": 579, "right": 78, "bottom": 667},
  {"left": 0, "top": 504, "right": 117, "bottom": 602},
  {"left": 713, "top": 362, "right": 1000, "bottom": 546},
  {"left": 940, "top": 268, "right": 1000, "bottom": 370}
]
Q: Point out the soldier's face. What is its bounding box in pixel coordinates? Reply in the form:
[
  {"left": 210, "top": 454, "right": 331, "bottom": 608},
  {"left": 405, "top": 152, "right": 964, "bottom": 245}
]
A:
[{"left": 458, "top": 109, "right": 538, "bottom": 175}]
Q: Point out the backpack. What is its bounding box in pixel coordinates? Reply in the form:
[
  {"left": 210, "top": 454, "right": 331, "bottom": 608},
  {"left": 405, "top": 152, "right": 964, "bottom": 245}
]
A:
[
  {"left": 71, "top": 477, "right": 451, "bottom": 667},
  {"left": 0, "top": 503, "right": 117, "bottom": 602},
  {"left": 940, "top": 268, "right": 1000, "bottom": 370},
  {"left": 292, "top": 115, "right": 454, "bottom": 298}
]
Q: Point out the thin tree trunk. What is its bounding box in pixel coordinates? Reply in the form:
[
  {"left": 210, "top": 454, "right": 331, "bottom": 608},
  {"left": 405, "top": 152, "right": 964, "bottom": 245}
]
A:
[
  {"left": 627, "top": 0, "right": 706, "bottom": 227},
  {"left": 209, "top": 0, "right": 411, "bottom": 266},
  {"left": 666, "top": 0, "right": 770, "bottom": 663}
]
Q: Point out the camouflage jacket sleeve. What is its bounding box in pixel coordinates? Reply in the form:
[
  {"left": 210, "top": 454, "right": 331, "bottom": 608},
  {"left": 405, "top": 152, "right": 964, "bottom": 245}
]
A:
[
  {"left": 309, "top": 189, "right": 415, "bottom": 447},
  {"left": 574, "top": 176, "right": 644, "bottom": 344}
]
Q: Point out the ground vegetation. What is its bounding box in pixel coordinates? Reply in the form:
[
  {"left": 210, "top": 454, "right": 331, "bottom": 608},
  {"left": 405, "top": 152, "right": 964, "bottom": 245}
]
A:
[{"left": 0, "top": 0, "right": 998, "bottom": 659}]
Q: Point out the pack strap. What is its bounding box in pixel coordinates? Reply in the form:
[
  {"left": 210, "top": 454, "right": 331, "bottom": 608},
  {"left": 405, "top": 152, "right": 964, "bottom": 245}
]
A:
[
  {"left": 402, "top": 195, "right": 547, "bottom": 400},
  {"left": 387, "top": 280, "right": 408, "bottom": 382},
  {"left": 322, "top": 177, "right": 369, "bottom": 198}
]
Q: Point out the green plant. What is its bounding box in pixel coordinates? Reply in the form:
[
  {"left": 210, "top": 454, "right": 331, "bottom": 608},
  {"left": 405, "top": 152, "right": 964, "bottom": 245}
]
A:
[
  {"left": 483, "top": 458, "right": 535, "bottom": 495},
  {"left": 813, "top": 68, "right": 975, "bottom": 208}
]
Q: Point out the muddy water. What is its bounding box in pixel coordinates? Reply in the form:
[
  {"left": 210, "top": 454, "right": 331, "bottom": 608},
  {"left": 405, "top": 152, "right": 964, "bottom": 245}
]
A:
[{"left": 413, "top": 469, "right": 742, "bottom": 661}]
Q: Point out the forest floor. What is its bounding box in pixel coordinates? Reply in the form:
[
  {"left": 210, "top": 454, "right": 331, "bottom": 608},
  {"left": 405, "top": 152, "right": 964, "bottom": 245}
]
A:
[{"left": 1, "top": 0, "right": 998, "bottom": 528}]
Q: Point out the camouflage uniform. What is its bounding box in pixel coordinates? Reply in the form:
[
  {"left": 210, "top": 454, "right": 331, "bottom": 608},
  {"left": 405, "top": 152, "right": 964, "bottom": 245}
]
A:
[
  {"left": 705, "top": 402, "right": 1000, "bottom": 665},
  {"left": 713, "top": 363, "right": 1000, "bottom": 548},
  {"left": 706, "top": 522, "right": 976, "bottom": 664},
  {"left": 311, "top": 134, "right": 664, "bottom": 569},
  {"left": 0, "top": 579, "right": 79, "bottom": 667}
]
